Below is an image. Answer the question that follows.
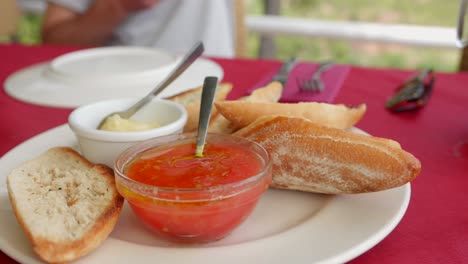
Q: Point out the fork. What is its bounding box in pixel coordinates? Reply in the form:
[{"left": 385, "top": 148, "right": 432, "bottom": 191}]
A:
[{"left": 297, "top": 61, "right": 334, "bottom": 92}]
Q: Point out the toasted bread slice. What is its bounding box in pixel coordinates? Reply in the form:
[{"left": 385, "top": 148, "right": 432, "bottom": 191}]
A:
[
  {"left": 7, "top": 147, "right": 124, "bottom": 263},
  {"left": 167, "top": 83, "right": 232, "bottom": 132},
  {"left": 209, "top": 82, "right": 283, "bottom": 134},
  {"left": 234, "top": 116, "right": 421, "bottom": 194},
  {"left": 216, "top": 101, "right": 366, "bottom": 130}
]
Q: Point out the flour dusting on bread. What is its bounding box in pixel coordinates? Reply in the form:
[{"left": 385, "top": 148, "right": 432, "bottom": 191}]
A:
[
  {"left": 235, "top": 116, "right": 421, "bottom": 194},
  {"left": 7, "top": 147, "right": 124, "bottom": 263}
]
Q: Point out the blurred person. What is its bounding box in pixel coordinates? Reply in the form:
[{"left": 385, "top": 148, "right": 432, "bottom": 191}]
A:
[{"left": 41, "top": 0, "right": 236, "bottom": 57}]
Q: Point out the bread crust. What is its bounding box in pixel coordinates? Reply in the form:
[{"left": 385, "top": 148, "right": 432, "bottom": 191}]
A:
[
  {"left": 208, "top": 82, "right": 283, "bottom": 134},
  {"left": 6, "top": 147, "right": 124, "bottom": 263},
  {"left": 166, "top": 83, "right": 232, "bottom": 132},
  {"left": 243, "top": 81, "right": 283, "bottom": 103},
  {"left": 216, "top": 101, "right": 366, "bottom": 130},
  {"left": 234, "top": 116, "right": 421, "bottom": 194}
]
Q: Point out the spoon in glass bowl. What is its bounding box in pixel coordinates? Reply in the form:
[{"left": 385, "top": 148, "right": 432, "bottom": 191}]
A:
[
  {"left": 195, "top": 76, "right": 218, "bottom": 158},
  {"left": 97, "top": 42, "right": 204, "bottom": 129}
]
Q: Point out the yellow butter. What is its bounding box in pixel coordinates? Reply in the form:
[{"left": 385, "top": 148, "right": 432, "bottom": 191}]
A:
[{"left": 100, "top": 114, "right": 160, "bottom": 132}]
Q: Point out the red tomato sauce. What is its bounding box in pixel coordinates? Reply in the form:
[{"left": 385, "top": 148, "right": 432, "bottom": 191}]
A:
[
  {"left": 121, "top": 141, "right": 271, "bottom": 243},
  {"left": 125, "top": 142, "right": 264, "bottom": 188}
]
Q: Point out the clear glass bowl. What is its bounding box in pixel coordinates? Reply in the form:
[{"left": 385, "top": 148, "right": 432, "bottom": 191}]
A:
[{"left": 114, "top": 133, "right": 272, "bottom": 243}]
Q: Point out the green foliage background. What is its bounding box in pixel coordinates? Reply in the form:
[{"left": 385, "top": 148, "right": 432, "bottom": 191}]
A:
[
  {"left": 2, "top": 0, "right": 461, "bottom": 72},
  {"left": 246, "top": 0, "right": 460, "bottom": 72}
]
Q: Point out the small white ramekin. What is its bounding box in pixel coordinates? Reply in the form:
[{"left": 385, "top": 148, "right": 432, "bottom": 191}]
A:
[{"left": 68, "top": 98, "right": 187, "bottom": 167}]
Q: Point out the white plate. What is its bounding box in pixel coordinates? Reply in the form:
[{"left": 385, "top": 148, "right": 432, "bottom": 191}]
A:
[
  {"left": 4, "top": 56, "right": 223, "bottom": 108},
  {"left": 43, "top": 47, "right": 178, "bottom": 84},
  {"left": 0, "top": 125, "right": 410, "bottom": 264}
]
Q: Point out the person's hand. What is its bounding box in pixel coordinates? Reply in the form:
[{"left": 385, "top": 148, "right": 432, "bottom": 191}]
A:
[{"left": 42, "top": 0, "right": 160, "bottom": 46}]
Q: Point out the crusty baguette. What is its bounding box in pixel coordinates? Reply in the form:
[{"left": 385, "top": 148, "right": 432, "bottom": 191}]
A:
[
  {"left": 6, "top": 147, "right": 124, "bottom": 263},
  {"left": 216, "top": 101, "right": 366, "bottom": 130},
  {"left": 234, "top": 116, "right": 421, "bottom": 194},
  {"left": 167, "top": 83, "right": 232, "bottom": 132},
  {"left": 240, "top": 81, "right": 283, "bottom": 102},
  {"left": 207, "top": 113, "right": 238, "bottom": 134},
  {"left": 209, "top": 82, "right": 283, "bottom": 134}
]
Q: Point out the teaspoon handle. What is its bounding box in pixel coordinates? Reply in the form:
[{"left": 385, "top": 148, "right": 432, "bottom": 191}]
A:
[
  {"left": 122, "top": 42, "right": 205, "bottom": 118},
  {"left": 195, "top": 76, "right": 218, "bottom": 157}
]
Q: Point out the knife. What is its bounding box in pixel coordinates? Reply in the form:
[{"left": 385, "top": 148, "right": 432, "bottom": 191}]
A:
[{"left": 271, "top": 57, "right": 298, "bottom": 87}]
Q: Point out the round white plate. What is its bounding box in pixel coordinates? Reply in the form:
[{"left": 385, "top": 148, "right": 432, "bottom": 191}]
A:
[
  {"left": 43, "top": 47, "right": 178, "bottom": 84},
  {"left": 0, "top": 125, "right": 410, "bottom": 264},
  {"left": 4, "top": 57, "right": 223, "bottom": 108}
]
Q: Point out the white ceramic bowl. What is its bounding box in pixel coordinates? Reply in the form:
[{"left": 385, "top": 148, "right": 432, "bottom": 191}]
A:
[
  {"left": 68, "top": 98, "right": 187, "bottom": 167},
  {"left": 44, "top": 46, "right": 177, "bottom": 85}
]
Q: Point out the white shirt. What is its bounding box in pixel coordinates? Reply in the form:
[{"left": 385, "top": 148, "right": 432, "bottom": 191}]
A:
[{"left": 48, "top": 0, "right": 236, "bottom": 57}]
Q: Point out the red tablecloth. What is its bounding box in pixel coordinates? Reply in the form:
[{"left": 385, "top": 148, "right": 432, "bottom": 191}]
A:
[{"left": 1, "top": 44, "right": 468, "bottom": 263}]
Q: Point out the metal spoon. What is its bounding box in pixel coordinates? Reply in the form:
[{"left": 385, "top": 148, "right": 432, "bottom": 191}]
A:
[
  {"left": 195, "top": 76, "right": 218, "bottom": 158},
  {"left": 97, "top": 42, "right": 204, "bottom": 129}
]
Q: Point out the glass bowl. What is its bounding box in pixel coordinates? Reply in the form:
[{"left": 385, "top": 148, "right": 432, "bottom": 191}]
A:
[{"left": 114, "top": 133, "right": 272, "bottom": 243}]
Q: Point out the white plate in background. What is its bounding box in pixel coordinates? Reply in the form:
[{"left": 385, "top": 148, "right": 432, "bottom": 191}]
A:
[
  {"left": 43, "top": 47, "right": 177, "bottom": 84},
  {"left": 0, "top": 125, "right": 410, "bottom": 264},
  {"left": 4, "top": 47, "right": 224, "bottom": 108}
]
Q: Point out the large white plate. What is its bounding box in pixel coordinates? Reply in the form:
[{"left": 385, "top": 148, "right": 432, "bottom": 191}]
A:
[
  {"left": 0, "top": 125, "right": 410, "bottom": 264},
  {"left": 4, "top": 57, "right": 223, "bottom": 108}
]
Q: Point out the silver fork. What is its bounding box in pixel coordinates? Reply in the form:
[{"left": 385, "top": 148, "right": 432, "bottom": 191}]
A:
[{"left": 297, "top": 61, "right": 334, "bottom": 92}]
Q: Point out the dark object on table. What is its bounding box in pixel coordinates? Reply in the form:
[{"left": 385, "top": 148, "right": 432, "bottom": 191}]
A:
[{"left": 385, "top": 69, "right": 435, "bottom": 113}]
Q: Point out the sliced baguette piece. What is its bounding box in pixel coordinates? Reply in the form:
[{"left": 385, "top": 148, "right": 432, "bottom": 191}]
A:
[
  {"left": 6, "top": 147, "right": 124, "bottom": 263},
  {"left": 209, "top": 82, "right": 283, "bottom": 134},
  {"left": 167, "top": 83, "right": 232, "bottom": 132},
  {"left": 216, "top": 101, "right": 366, "bottom": 130},
  {"left": 207, "top": 113, "right": 238, "bottom": 134},
  {"left": 240, "top": 81, "right": 283, "bottom": 102},
  {"left": 234, "top": 116, "right": 421, "bottom": 194}
]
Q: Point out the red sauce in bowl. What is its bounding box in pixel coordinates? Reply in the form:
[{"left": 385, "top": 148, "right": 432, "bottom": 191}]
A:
[
  {"left": 126, "top": 142, "right": 264, "bottom": 188},
  {"left": 115, "top": 134, "right": 272, "bottom": 243}
]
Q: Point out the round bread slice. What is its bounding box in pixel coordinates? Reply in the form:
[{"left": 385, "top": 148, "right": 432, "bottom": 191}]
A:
[{"left": 6, "top": 147, "right": 124, "bottom": 263}]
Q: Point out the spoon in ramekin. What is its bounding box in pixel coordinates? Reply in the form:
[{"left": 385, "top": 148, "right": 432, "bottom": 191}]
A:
[{"left": 97, "top": 42, "right": 204, "bottom": 129}]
